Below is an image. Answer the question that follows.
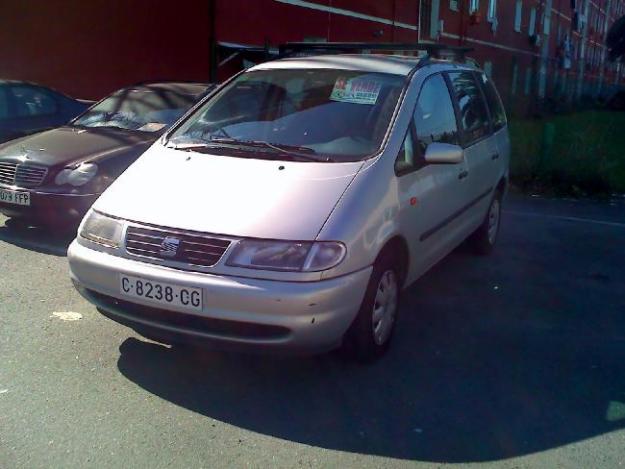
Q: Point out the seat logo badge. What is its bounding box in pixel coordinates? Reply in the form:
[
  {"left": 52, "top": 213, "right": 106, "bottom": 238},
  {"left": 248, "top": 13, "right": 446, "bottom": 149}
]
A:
[{"left": 159, "top": 237, "right": 180, "bottom": 257}]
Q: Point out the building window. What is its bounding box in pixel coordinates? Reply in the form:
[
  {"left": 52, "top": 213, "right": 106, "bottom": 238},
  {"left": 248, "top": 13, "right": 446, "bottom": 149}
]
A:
[
  {"left": 450, "top": 0, "right": 459, "bottom": 11},
  {"left": 511, "top": 62, "right": 519, "bottom": 96},
  {"left": 514, "top": 0, "right": 523, "bottom": 32},
  {"left": 524, "top": 67, "right": 532, "bottom": 95},
  {"left": 487, "top": 0, "right": 497, "bottom": 20},
  {"left": 529, "top": 7, "right": 537, "bottom": 36},
  {"left": 470, "top": 0, "right": 479, "bottom": 13},
  {"left": 538, "top": 65, "right": 547, "bottom": 98},
  {"left": 543, "top": 10, "right": 551, "bottom": 35},
  {"left": 484, "top": 61, "right": 493, "bottom": 77}
]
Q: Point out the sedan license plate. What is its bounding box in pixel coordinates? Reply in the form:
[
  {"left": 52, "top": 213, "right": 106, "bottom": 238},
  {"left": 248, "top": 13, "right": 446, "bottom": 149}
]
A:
[
  {"left": 0, "top": 188, "right": 30, "bottom": 206},
  {"left": 119, "top": 274, "right": 202, "bottom": 312}
]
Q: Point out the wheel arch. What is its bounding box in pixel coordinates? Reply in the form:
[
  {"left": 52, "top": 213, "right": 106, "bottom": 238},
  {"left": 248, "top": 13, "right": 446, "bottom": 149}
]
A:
[
  {"left": 496, "top": 175, "right": 508, "bottom": 195},
  {"left": 376, "top": 235, "right": 410, "bottom": 287}
]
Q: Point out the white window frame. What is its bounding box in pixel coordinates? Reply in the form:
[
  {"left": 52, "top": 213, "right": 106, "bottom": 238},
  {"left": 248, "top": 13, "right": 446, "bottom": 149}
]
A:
[
  {"left": 543, "top": 9, "right": 551, "bottom": 36},
  {"left": 529, "top": 7, "right": 537, "bottom": 36},
  {"left": 514, "top": 0, "right": 523, "bottom": 33},
  {"left": 470, "top": 0, "right": 479, "bottom": 13},
  {"left": 524, "top": 67, "right": 532, "bottom": 96},
  {"left": 511, "top": 62, "right": 519, "bottom": 96},
  {"left": 487, "top": 0, "right": 497, "bottom": 21},
  {"left": 483, "top": 61, "right": 493, "bottom": 78}
]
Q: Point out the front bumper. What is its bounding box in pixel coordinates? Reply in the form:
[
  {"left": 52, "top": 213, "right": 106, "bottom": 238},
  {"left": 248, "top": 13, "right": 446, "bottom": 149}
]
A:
[
  {"left": 0, "top": 187, "right": 98, "bottom": 225},
  {"left": 68, "top": 240, "right": 371, "bottom": 354}
]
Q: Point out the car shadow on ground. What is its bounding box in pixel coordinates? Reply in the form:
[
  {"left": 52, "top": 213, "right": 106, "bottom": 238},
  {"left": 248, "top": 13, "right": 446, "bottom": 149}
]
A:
[
  {"left": 115, "top": 222, "right": 625, "bottom": 463},
  {"left": 0, "top": 218, "right": 74, "bottom": 256}
]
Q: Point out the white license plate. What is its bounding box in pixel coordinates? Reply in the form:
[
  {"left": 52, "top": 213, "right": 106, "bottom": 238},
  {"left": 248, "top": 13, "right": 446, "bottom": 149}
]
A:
[
  {"left": 0, "top": 188, "right": 30, "bottom": 206},
  {"left": 119, "top": 274, "right": 202, "bottom": 312}
]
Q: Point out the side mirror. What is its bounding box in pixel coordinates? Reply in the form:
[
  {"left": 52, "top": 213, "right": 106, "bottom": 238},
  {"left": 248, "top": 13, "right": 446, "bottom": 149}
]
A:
[{"left": 424, "top": 142, "right": 464, "bottom": 164}]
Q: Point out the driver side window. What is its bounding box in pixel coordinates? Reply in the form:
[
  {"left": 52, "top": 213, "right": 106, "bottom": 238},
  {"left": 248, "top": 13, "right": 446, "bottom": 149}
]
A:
[
  {"left": 395, "top": 74, "right": 459, "bottom": 174},
  {"left": 414, "top": 74, "right": 459, "bottom": 153}
]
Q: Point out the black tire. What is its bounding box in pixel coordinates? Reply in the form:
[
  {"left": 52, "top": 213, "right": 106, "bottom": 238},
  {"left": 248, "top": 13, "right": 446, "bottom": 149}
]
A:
[
  {"left": 470, "top": 190, "right": 503, "bottom": 255},
  {"left": 342, "top": 252, "right": 401, "bottom": 362}
]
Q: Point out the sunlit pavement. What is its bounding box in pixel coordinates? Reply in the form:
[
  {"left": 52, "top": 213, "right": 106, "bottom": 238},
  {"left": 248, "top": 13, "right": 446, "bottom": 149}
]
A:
[{"left": 1, "top": 194, "right": 625, "bottom": 468}]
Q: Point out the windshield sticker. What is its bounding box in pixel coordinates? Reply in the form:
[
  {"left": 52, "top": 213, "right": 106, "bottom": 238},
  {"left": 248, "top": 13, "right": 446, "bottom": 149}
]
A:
[
  {"left": 138, "top": 122, "right": 167, "bottom": 132},
  {"left": 330, "top": 77, "right": 382, "bottom": 105}
]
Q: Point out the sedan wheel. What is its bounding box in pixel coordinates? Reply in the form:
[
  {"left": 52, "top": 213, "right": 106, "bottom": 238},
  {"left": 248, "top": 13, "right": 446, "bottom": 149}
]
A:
[
  {"left": 487, "top": 198, "right": 501, "bottom": 245},
  {"left": 372, "top": 270, "right": 399, "bottom": 346},
  {"left": 342, "top": 253, "right": 401, "bottom": 362},
  {"left": 471, "top": 190, "right": 503, "bottom": 255}
]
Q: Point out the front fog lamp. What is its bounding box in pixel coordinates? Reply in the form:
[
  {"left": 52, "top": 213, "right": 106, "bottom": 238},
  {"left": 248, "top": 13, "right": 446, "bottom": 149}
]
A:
[
  {"left": 55, "top": 163, "right": 98, "bottom": 187},
  {"left": 226, "top": 240, "right": 345, "bottom": 272},
  {"left": 79, "top": 211, "right": 123, "bottom": 248}
]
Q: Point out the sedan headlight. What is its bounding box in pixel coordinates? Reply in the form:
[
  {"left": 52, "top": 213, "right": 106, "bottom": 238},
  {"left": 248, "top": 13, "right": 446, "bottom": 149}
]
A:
[
  {"left": 79, "top": 211, "right": 123, "bottom": 248},
  {"left": 55, "top": 163, "right": 98, "bottom": 187},
  {"left": 226, "top": 240, "right": 346, "bottom": 272}
]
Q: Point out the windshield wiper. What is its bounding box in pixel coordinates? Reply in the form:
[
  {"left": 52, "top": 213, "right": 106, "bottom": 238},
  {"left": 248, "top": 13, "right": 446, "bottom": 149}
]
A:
[
  {"left": 208, "top": 138, "right": 330, "bottom": 162},
  {"left": 166, "top": 137, "right": 333, "bottom": 162}
]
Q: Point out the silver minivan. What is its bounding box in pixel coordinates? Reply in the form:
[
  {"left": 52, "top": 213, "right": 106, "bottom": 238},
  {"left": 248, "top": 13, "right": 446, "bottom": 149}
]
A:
[{"left": 68, "top": 51, "right": 509, "bottom": 360}]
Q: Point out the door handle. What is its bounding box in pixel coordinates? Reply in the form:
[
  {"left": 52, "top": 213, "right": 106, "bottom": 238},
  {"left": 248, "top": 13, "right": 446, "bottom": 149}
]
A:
[
  {"left": 491, "top": 153, "right": 500, "bottom": 160},
  {"left": 458, "top": 170, "right": 469, "bottom": 180}
]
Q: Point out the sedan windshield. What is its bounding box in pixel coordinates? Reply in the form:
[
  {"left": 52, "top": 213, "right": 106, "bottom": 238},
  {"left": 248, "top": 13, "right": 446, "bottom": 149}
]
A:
[
  {"left": 168, "top": 69, "right": 406, "bottom": 161},
  {"left": 73, "top": 88, "right": 198, "bottom": 132}
]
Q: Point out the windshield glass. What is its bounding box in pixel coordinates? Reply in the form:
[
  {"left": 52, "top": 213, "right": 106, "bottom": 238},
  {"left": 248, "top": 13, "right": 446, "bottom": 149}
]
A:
[
  {"left": 168, "top": 69, "right": 406, "bottom": 161},
  {"left": 74, "top": 88, "right": 198, "bottom": 132}
]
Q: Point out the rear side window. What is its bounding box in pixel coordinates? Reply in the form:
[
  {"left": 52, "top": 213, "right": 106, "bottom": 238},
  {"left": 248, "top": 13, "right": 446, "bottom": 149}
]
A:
[
  {"left": 479, "top": 73, "right": 507, "bottom": 131},
  {"left": 414, "top": 74, "right": 459, "bottom": 154},
  {"left": 10, "top": 86, "right": 57, "bottom": 117},
  {"left": 447, "top": 71, "right": 491, "bottom": 145}
]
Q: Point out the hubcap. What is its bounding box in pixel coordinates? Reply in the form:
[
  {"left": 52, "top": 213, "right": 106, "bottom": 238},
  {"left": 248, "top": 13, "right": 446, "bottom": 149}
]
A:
[
  {"left": 488, "top": 198, "right": 500, "bottom": 245},
  {"left": 372, "top": 270, "right": 399, "bottom": 345}
]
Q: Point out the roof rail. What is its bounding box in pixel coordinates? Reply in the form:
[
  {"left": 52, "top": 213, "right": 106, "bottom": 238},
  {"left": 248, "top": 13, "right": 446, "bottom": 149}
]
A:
[{"left": 278, "top": 42, "right": 473, "bottom": 61}]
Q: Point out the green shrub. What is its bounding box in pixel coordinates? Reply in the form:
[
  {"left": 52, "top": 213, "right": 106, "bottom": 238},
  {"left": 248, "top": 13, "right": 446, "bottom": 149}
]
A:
[{"left": 509, "top": 111, "right": 625, "bottom": 196}]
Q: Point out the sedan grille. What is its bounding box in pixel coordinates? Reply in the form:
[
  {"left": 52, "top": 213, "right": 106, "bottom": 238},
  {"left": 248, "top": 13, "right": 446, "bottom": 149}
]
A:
[
  {"left": 0, "top": 161, "right": 48, "bottom": 188},
  {"left": 125, "top": 226, "right": 231, "bottom": 267}
]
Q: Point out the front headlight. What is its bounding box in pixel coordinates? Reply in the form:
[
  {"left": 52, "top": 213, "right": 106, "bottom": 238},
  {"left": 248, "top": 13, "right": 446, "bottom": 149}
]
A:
[
  {"left": 79, "top": 211, "right": 123, "bottom": 248},
  {"left": 226, "top": 240, "right": 346, "bottom": 272},
  {"left": 55, "top": 163, "right": 98, "bottom": 187}
]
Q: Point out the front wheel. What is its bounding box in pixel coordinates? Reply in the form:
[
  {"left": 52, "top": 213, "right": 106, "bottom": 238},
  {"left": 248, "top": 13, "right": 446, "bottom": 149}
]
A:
[
  {"left": 470, "top": 190, "right": 502, "bottom": 255},
  {"left": 342, "top": 254, "right": 401, "bottom": 362}
]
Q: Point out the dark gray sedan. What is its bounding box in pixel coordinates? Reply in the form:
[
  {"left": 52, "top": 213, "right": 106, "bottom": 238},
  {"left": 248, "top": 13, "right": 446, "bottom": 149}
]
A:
[
  {"left": 0, "top": 81, "right": 214, "bottom": 228},
  {"left": 0, "top": 80, "right": 91, "bottom": 144}
]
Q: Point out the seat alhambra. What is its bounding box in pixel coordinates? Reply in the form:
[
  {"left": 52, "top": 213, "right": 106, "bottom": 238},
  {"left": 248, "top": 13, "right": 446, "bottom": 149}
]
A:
[{"left": 68, "top": 51, "right": 509, "bottom": 361}]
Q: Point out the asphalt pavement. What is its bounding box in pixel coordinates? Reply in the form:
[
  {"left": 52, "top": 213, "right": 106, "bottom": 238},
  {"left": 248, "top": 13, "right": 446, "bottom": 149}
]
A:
[{"left": 1, "top": 193, "right": 625, "bottom": 468}]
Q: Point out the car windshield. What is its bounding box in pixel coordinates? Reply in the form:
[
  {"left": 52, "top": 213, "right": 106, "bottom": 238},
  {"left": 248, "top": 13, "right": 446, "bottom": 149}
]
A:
[
  {"left": 73, "top": 88, "right": 198, "bottom": 132},
  {"left": 168, "top": 69, "right": 406, "bottom": 162}
]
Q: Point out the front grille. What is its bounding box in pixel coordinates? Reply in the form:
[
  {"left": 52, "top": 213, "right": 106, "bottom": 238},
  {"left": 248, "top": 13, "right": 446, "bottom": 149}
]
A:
[
  {"left": 0, "top": 161, "right": 48, "bottom": 187},
  {"left": 125, "top": 225, "right": 231, "bottom": 267}
]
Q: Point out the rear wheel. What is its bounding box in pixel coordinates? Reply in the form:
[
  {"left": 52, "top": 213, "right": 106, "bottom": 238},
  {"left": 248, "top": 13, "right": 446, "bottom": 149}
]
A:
[
  {"left": 470, "top": 190, "right": 502, "bottom": 255},
  {"left": 342, "top": 253, "right": 401, "bottom": 362}
]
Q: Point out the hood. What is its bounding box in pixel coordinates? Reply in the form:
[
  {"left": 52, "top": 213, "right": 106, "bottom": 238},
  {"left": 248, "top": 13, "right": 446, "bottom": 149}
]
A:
[
  {"left": 94, "top": 144, "right": 363, "bottom": 240},
  {"left": 0, "top": 126, "right": 157, "bottom": 167}
]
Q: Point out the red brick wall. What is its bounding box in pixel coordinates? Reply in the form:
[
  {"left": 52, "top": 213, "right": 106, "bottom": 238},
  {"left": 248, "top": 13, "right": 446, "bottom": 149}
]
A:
[
  {"left": 1, "top": 0, "right": 623, "bottom": 109},
  {"left": 0, "top": 0, "right": 213, "bottom": 99}
]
